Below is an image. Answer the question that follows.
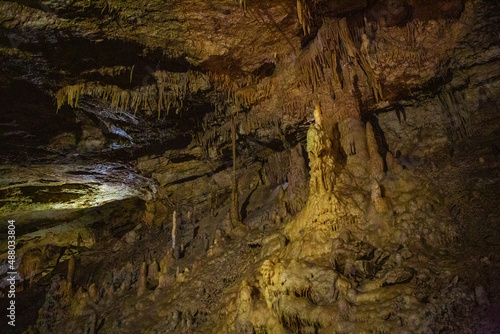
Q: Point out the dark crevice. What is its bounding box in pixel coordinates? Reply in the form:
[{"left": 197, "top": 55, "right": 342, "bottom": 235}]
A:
[{"left": 165, "top": 162, "right": 232, "bottom": 187}]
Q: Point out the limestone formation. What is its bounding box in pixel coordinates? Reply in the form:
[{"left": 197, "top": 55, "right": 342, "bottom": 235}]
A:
[
  {"left": 1, "top": 0, "right": 499, "bottom": 333},
  {"left": 148, "top": 260, "right": 160, "bottom": 283},
  {"left": 386, "top": 151, "right": 403, "bottom": 174},
  {"left": 137, "top": 262, "right": 147, "bottom": 297},
  {"left": 67, "top": 255, "right": 76, "bottom": 285},
  {"left": 371, "top": 181, "right": 390, "bottom": 213},
  {"left": 366, "top": 122, "right": 385, "bottom": 180},
  {"left": 172, "top": 211, "right": 177, "bottom": 251},
  {"left": 19, "top": 249, "right": 43, "bottom": 288},
  {"left": 88, "top": 283, "right": 99, "bottom": 303},
  {"left": 306, "top": 105, "right": 336, "bottom": 194}
]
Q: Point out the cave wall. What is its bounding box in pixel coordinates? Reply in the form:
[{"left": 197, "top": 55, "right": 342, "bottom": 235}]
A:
[{"left": 0, "top": 0, "right": 499, "bottom": 333}]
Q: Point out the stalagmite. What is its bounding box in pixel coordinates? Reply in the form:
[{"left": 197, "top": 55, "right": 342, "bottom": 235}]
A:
[
  {"left": 148, "top": 261, "right": 160, "bottom": 282},
  {"left": 160, "top": 250, "right": 173, "bottom": 275},
  {"left": 366, "top": 122, "right": 385, "bottom": 180},
  {"left": 386, "top": 152, "right": 403, "bottom": 174},
  {"left": 371, "top": 182, "right": 389, "bottom": 213},
  {"left": 67, "top": 254, "right": 76, "bottom": 285},
  {"left": 475, "top": 286, "right": 490, "bottom": 306},
  {"left": 307, "top": 105, "right": 335, "bottom": 193},
  {"left": 88, "top": 313, "right": 98, "bottom": 334},
  {"left": 88, "top": 283, "right": 99, "bottom": 303},
  {"left": 328, "top": 59, "right": 370, "bottom": 173},
  {"left": 287, "top": 144, "right": 308, "bottom": 214},
  {"left": 157, "top": 251, "right": 174, "bottom": 290},
  {"left": 19, "top": 249, "right": 42, "bottom": 289},
  {"left": 172, "top": 210, "right": 177, "bottom": 250},
  {"left": 137, "top": 262, "right": 147, "bottom": 297},
  {"left": 237, "top": 280, "right": 253, "bottom": 317},
  {"left": 314, "top": 104, "right": 323, "bottom": 127},
  {"left": 203, "top": 233, "right": 210, "bottom": 252},
  {"left": 158, "top": 273, "right": 174, "bottom": 289}
]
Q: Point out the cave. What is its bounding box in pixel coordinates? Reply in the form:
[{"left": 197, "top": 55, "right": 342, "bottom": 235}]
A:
[{"left": 0, "top": 0, "right": 499, "bottom": 333}]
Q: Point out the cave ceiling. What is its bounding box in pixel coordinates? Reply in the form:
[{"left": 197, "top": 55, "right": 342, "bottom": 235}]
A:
[{"left": 0, "top": 0, "right": 478, "bottom": 133}]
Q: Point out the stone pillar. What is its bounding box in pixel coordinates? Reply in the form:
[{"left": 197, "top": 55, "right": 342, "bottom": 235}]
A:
[{"left": 307, "top": 105, "right": 336, "bottom": 194}]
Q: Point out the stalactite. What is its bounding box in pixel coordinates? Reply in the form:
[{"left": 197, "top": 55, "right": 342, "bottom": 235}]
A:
[
  {"left": 230, "top": 114, "right": 241, "bottom": 227},
  {"left": 297, "top": 0, "right": 311, "bottom": 35},
  {"left": 237, "top": 0, "right": 246, "bottom": 12},
  {"left": 57, "top": 82, "right": 139, "bottom": 114},
  {"left": 438, "top": 85, "right": 471, "bottom": 140},
  {"left": 208, "top": 71, "right": 238, "bottom": 99},
  {"left": 281, "top": 99, "right": 308, "bottom": 120},
  {"left": 233, "top": 80, "right": 272, "bottom": 109},
  {"left": 377, "top": 24, "right": 424, "bottom": 65},
  {"left": 56, "top": 70, "right": 204, "bottom": 118},
  {"left": 297, "top": 18, "right": 384, "bottom": 104},
  {"left": 172, "top": 210, "right": 177, "bottom": 250},
  {"left": 265, "top": 151, "right": 290, "bottom": 186}
]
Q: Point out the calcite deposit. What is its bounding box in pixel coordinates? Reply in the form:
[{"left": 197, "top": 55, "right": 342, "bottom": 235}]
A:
[{"left": 0, "top": 0, "right": 499, "bottom": 333}]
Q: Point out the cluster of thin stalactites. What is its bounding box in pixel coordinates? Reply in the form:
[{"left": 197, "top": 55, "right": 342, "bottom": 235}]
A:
[
  {"left": 56, "top": 70, "right": 208, "bottom": 118},
  {"left": 54, "top": 16, "right": 412, "bottom": 156},
  {"left": 298, "top": 18, "right": 383, "bottom": 103}
]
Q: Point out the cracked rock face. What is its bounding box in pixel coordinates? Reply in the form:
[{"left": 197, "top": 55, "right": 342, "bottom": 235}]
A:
[{"left": 0, "top": 0, "right": 500, "bottom": 333}]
